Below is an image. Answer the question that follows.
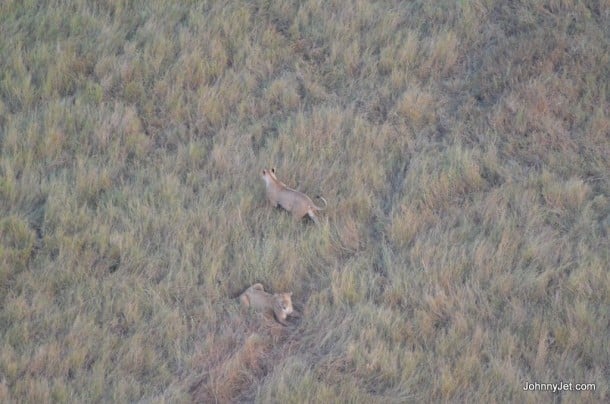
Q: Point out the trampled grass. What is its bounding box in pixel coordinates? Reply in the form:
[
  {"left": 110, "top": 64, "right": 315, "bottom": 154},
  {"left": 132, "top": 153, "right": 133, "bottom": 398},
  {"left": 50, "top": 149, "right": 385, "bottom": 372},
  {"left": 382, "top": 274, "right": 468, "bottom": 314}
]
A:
[{"left": 1, "top": 0, "right": 608, "bottom": 402}]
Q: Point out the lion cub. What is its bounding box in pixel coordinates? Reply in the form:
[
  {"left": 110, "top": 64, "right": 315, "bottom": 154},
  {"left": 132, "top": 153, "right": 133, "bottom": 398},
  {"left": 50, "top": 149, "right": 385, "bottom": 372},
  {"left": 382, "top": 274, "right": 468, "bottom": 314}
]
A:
[
  {"left": 239, "top": 283, "right": 294, "bottom": 326},
  {"left": 261, "top": 167, "right": 327, "bottom": 223}
]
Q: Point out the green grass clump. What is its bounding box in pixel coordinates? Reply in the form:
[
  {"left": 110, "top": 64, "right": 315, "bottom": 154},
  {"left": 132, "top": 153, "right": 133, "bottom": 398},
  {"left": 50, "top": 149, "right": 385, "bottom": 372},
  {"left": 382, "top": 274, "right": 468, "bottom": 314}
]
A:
[{"left": 1, "top": 0, "right": 608, "bottom": 402}]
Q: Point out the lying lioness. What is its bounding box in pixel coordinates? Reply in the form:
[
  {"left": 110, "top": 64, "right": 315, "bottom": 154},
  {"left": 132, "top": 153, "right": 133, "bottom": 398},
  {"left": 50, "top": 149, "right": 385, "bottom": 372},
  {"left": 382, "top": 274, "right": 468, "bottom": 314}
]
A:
[{"left": 239, "top": 283, "right": 294, "bottom": 326}]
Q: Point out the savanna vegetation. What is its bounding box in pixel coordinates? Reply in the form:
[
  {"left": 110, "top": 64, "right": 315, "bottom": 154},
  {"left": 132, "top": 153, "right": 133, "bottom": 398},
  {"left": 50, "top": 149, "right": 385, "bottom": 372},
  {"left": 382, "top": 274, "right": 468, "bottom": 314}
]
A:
[{"left": 1, "top": 0, "right": 608, "bottom": 402}]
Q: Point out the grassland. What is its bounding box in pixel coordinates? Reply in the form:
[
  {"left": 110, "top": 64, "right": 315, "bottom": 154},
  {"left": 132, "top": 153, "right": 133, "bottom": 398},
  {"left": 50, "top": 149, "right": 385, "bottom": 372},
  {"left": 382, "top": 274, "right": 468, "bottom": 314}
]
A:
[{"left": 0, "top": 0, "right": 608, "bottom": 402}]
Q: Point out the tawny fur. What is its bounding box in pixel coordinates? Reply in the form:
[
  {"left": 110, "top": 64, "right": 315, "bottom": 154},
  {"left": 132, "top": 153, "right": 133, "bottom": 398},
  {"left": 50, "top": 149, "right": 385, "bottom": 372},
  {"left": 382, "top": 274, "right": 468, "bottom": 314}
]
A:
[
  {"left": 261, "top": 167, "right": 327, "bottom": 223},
  {"left": 239, "top": 283, "right": 294, "bottom": 326}
]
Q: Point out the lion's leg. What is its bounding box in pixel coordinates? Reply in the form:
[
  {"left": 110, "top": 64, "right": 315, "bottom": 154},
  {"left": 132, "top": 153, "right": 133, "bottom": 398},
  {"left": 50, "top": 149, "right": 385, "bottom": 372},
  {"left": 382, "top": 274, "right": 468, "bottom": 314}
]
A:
[{"left": 307, "top": 209, "right": 319, "bottom": 224}]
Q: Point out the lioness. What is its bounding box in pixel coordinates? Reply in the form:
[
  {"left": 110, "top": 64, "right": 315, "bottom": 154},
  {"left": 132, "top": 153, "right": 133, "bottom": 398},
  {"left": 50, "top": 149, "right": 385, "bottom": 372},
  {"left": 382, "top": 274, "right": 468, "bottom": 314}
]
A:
[
  {"left": 261, "top": 167, "right": 327, "bottom": 223},
  {"left": 239, "top": 283, "right": 294, "bottom": 326}
]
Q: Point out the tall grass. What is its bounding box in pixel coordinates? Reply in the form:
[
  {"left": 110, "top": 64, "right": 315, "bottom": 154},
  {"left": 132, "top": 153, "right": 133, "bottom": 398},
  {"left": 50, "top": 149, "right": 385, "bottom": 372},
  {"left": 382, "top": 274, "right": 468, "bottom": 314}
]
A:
[{"left": 1, "top": 0, "right": 608, "bottom": 402}]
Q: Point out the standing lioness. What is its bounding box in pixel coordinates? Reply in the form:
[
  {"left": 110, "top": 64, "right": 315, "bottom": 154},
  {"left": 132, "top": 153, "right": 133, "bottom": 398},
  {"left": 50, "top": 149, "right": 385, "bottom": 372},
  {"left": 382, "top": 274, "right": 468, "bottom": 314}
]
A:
[
  {"left": 239, "top": 283, "right": 294, "bottom": 326},
  {"left": 261, "top": 167, "right": 327, "bottom": 223}
]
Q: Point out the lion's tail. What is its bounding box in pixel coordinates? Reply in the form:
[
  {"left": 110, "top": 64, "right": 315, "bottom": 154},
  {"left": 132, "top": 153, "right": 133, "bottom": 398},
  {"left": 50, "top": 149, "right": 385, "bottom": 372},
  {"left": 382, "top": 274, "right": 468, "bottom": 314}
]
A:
[{"left": 314, "top": 195, "right": 327, "bottom": 210}]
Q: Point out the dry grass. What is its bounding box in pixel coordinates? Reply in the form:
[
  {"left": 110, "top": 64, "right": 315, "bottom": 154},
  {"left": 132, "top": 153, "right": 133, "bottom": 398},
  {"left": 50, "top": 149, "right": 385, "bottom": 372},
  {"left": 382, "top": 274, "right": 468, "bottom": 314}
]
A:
[{"left": 1, "top": 0, "right": 608, "bottom": 402}]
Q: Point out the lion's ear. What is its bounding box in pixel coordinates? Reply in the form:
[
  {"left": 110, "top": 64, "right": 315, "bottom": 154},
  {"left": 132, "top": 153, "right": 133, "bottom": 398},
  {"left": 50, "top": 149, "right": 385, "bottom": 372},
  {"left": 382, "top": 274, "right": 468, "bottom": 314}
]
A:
[{"left": 262, "top": 169, "right": 267, "bottom": 175}]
